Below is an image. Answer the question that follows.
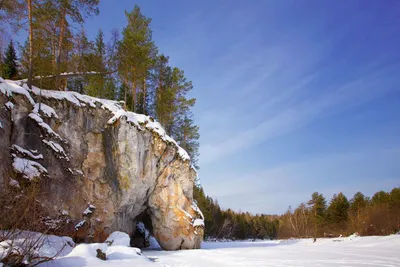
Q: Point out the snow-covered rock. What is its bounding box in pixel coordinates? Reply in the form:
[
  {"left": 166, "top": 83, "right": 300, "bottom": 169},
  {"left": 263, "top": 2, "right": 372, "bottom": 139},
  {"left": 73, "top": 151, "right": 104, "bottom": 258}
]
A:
[
  {"left": 0, "top": 78, "right": 203, "bottom": 251},
  {"left": 148, "top": 236, "right": 161, "bottom": 250},
  {"left": 0, "top": 230, "right": 74, "bottom": 265},
  {"left": 12, "top": 144, "right": 44, "bottom": 160},
  {"left": 193, "top": 219, "right": 205, "bottom": 227},
  {"left": 43, "top": 242, "right": 154, "bottom": 267},
  {"left": 12, "top": 155, "right": 48, "bottom": 180},
  {"left": 104, "top": 231, "right": 130, "bottom": 247},
  {"left": 33, "top": 103, "right": 59, "bottom": 119}
]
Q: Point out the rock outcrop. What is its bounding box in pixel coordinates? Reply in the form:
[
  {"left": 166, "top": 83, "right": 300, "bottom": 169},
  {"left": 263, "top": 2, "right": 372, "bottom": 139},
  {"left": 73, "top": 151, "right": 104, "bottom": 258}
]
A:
[{"left": 0, "top": 78, "right": 204, "bottom": 250}]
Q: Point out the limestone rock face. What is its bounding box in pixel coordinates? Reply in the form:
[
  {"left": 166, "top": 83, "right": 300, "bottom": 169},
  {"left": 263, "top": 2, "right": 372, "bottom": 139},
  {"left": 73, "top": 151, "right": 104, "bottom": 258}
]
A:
[{"left": 0, "top": 78, "right": 204, "bottom": 250}]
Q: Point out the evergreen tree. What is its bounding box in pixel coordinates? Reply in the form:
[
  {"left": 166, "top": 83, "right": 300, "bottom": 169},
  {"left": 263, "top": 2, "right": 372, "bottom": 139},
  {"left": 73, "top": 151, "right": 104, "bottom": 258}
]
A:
[
  {"left": 84, "top": 29, "right": 108, "bottom": 97},
  {"left": 166, "top": 67, "right": 200, "bottom": 165},
  {"left": 151, "top": 54, "right": 174, "bottom": 125},
  {"left": 118, "top": 5, "right": 155, "bottom": 112},
  {"left": 349, "top": 192, "right": 369, "bottom": 217},
  {"left": 68, "top": 27, "right": 93, "bottom": 93},
  {"left": 371, "top": 190, "right": 390, "bottom": 205},
  {"left": 174, "top": 114, "right": 200, "bottom": 168},
  {"left": 53, "top": 0, "right": 100, "bottom": 89},
  {"left": 193, "top": 184, "right": 279, "bottom": 240},
  {"left": 193, "top": 185, "right": 213, "bottom": 236},
  {"left": 389, "top": 187, "right": 400, "bottom": 207},
  {"left": 102, "top": 76, "right": 118, "bottom": 100},
  {"left": 2, "top": 40, "right": 18, "bottom": 79},
  {"left": 348, "top": 192, "right": 369, "bottom": 233},
  {"left": 327, "top": 192, "right": 350, "bottom": 224},
  {"left": 149, "top": 58, "right": 200, "bottom": 164},
  {"left": 307, "top": 192, "right": 326, "bottom": 237},
  {"left": 21, "top": 0, "right": 58, "bottom": 88},
  {"left": 389, "top": 187, "right": 400, "bottom": 233}
]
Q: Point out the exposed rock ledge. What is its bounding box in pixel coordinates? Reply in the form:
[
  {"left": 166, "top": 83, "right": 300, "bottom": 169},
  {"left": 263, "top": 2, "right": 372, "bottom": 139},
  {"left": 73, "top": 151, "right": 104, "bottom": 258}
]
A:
[{"left": 0, "top": 78, "right": 204, "bottom": 250}]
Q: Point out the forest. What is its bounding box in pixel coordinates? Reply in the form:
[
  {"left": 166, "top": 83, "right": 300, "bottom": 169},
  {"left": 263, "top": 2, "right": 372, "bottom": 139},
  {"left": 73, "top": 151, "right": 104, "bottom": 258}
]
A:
[{"left": 194, "top": 186, "right": 400, "bottom": 240}]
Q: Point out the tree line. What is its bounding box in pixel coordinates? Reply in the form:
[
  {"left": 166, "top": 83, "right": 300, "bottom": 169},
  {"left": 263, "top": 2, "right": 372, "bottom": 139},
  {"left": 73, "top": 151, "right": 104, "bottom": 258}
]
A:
[
  {"left": 194, "top": 186, "right": 400, "bottom": 240},
  {"left": 278, "top": 188, "right": 400, "bottom": 239},
  {"left": 194, "top": 186, "right": 279, "bottom": 240},
  {"left": 0, "top": 1, "right": 199, "bottom": 165}
]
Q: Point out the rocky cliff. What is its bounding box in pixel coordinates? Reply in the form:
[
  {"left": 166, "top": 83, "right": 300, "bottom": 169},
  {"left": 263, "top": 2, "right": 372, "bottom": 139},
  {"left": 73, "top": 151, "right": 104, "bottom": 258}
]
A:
[{"left": 0, "top": 78, "right": 204, "bottom": 250}]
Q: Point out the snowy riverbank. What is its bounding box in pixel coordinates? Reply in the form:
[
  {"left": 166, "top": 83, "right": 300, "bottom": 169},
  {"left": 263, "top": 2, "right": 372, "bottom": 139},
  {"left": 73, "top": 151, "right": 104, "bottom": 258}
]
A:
[
  {"left": 15, "top": 233, "right": 394, "bottom": 266},
  {"left": 145, "top": 234, "right": 400, "bottom": 266}
]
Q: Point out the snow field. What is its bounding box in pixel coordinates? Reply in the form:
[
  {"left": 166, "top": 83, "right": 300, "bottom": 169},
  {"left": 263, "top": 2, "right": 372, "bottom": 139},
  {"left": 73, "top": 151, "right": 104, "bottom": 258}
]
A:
[
  {"left": 144, "top": 235, "right": 400, "bottom": 267},
  {"left": 2, "top": 230, "right": 399, "bottom": 267}
]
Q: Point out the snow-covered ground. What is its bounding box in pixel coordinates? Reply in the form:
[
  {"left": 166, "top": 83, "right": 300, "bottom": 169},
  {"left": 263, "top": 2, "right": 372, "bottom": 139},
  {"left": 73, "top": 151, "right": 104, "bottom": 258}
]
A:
[
  {"left": 144, "top": 235, "right": 400, "bottom": 267},
  {"left": 3, "top": 230, "right": 398, "bottom": 266},
  {"left": 32, "top": 233, "right": 400, "bottom": 267}
]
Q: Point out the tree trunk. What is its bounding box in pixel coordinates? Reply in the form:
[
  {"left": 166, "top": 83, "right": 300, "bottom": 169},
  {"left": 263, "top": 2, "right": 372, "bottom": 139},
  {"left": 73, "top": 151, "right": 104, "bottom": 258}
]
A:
[
  {"left": 52, "top": 35, "right": 56, "bottom": 71},
  {"left": 131, "top": 71, "right": 136, "bottom": 112},
  {"left": 55, "top": 6, "right": 67, "bottom": 90},
  {"left": 156, "top": 73, "right": 163, "bottom": 123},
  {"left": 143, "top": 76, "right": 146, "bottom": 114},
  {"left": 123, "top": 79, "right": 127, "bottom": 111},
  {"left": 27, "top": 0, "right": 33, "bottom": 89}
]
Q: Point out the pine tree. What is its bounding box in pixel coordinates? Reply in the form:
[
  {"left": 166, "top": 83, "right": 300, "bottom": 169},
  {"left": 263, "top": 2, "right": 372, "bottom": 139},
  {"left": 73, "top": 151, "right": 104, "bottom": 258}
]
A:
[
  {"left": 307, "top": 192, "right": 327, "bottom": 237},
  {"left": 389, "top": 188, "right": 400, "bottom": 207},
  {"left": 118, "top": 5, "right": 155, "bottom": 112},
  {"left": 327, "top": 192, "right": 350, "bottom": 224},
  {"left": 68, "top": 27, "right": 93, "bottom": 93},
  {"left": 53, "top": 0, "right": 100, "bottom": 89},
  {"left": 2, "top": 40, "right": 19, "bottom": 79},
  {"left": 349, "top": 192, "right": 369, "bottom": 233},
  {"left": 193, "top": 185, "right": 213, "bottom": 236},
  {"left": 389, "top": 188, "right": 400, "bottom": 231},
  {"left": 151, "top": 54, "right": 174, "bottom": 125},
  {"left": 18, "top": 3, "right": 58, "bottom": 111},
  {"left": 349, "top": 192, "right": 368, "bottom": 217},
  {"left": 371, "top": 191, "right": 390, "bottom": 205},
  {"left": 102, "top": 77, "right": 118, "bottom": 100},
  {"left": 28, "top": 0, "right": 58, "bottom": 88},
  {"left": 84, "top": 29, "right": 117, "bottom": 99},
  {"left": 174, "top": 113, "right": 200, "bottom": 168},
  {"left": 150, "top": 58, "right": 200, "bottom": 164}
]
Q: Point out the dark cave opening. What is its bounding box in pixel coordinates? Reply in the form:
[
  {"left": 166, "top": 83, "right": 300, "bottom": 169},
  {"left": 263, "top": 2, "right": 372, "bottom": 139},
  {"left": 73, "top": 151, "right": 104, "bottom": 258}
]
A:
[{"left": 130, "top": 208, "right": 154, "bottom": 248}]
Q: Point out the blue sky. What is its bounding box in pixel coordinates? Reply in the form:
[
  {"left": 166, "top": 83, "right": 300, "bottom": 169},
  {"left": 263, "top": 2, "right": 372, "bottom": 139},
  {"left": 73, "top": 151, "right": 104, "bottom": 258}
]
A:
[
  {"left": 15, "top": 0, "right": 400, "bottom": 214},
  {"left": 86, "top": 0, "right": 400, "bottom": 214}
]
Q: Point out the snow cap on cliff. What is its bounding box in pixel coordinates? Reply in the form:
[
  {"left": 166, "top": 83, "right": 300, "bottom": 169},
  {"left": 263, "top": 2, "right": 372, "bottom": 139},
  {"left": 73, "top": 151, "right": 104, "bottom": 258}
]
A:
[{"left": 0, "top": 78, "right": 191, "bottom": 163}]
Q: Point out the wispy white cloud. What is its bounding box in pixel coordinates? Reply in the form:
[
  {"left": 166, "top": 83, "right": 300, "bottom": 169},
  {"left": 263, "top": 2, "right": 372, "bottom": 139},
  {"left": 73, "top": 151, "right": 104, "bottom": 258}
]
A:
[
  {"left": 204, "top": 146, "right": 400, "bottom": 214},
  {"left": 199, "top": 62, "right": 399, "bottom": 165}
]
